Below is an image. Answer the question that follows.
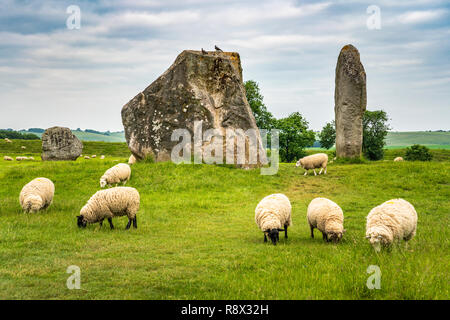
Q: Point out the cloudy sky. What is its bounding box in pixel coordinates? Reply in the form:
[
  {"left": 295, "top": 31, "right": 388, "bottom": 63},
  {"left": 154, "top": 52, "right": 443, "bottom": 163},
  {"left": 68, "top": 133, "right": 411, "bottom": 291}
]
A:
[{"left": 1, "top": 0, "right": 449, "bottom": 132}]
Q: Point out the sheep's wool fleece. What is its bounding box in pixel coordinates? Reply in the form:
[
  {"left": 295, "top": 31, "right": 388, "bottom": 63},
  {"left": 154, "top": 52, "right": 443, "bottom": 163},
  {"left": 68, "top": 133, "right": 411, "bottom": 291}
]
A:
[
  {"left": 394, "top": 157, "right": 404, "bottom": 162},
  {"left": 101, "top": 163, "right": 131, "bottom": 185},
  {"left": 19, "top": 177, "right": 55, "bottom": 212},
  {"left": 300, "top": 153, "right": 328, "bottom": 170},
  {"left": 81, "top": 187, "right": 140, "bottom": 223},
  {"left": 366, "top": 199, "right": 417, "bottom": 242},
  {"left": 255, "top": 193, "right": 292, "bottom": 231},
  {"left": 307, "top": 197, "right": 344, "bottom": 233},
  {"left": 128, "top": 154, "right": 136, "bottom": 164}
]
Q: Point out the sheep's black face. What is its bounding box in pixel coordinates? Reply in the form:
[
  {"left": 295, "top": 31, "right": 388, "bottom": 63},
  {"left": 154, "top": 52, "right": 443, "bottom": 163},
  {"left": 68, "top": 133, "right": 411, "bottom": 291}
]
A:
[
  {"left": 328, "top": 232, "right": 343, "bottom": 243},
  {"left": 77, "top": 215, "right": 87, "bottom": 228},
  {"left": 268, "top": 229, "right": 279, "bottom": 245}
]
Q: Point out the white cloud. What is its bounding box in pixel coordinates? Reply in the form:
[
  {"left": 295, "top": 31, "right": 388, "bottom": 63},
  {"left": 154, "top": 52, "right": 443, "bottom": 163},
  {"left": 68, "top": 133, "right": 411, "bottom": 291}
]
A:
[{"left": 398, "top": 9, "right": 447, "bottom": 24}]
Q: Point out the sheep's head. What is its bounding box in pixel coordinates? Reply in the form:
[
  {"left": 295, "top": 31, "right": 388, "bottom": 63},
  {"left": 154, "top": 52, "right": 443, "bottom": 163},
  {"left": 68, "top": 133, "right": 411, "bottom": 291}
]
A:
[
  {"left": 100, "top": 178, "right": 107, "bottom": 188},
  {"left": 77, "top": 215, "right": 87, "bottom": 228},
  {"left": 295, "top": 159, "right": 302, "bottom": 168},
  {"left": 24, "top": 195, "right": 43, "bottom": 213},
  {"left": 266, "top": 228, "right": 281, "bottom": 245},
  {"left": 366, "top": 228, "right": 391, "bottom": 252},
  {"left": 327, "top": 229, "right": 346, "bottom": 243}
]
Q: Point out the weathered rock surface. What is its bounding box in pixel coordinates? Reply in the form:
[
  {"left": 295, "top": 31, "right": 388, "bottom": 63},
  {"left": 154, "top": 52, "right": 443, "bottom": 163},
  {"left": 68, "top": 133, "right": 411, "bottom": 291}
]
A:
[
  {"left": 121, "top": 50, "right": 265, "bottom": 167},
  {"left": 334, "top": 44, "right": 367, "bottom": 158},
  {"left": 41, "top": 127, "right": 83, "bottom": 161}
]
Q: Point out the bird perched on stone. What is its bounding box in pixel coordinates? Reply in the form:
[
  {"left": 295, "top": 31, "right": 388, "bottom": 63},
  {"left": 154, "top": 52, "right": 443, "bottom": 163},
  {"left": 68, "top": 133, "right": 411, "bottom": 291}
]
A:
[
  {"left": 215, "top": 45, "right": 223, "bottom": 52},
  {"left": 201, "top": 48, "right": 207, "bottom": 55}
]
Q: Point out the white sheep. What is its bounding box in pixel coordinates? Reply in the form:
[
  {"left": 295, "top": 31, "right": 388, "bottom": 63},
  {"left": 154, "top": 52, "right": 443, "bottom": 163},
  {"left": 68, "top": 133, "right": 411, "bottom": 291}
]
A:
[
  {"left": 4, "top": 138, "right": 12, "bottom": 143},
  {"left": 19, "top": 177, "right": 55, "bottom": 213},
  {"left": 394, "top": 157, "right": 404, "bottom": 162},
  {"left": 77, "top": 187, "right": 140, "bottom": 230},
  {"left": 84, "top": 156, "right": 90, "bottom": 159},
  {"left": 366, "top": 199, "right": 418, "bottom": 252},
  {"left": 91, "top": 155, "right": 97, "bottom": 158},
  {"left": 128, "top": 154, "right": 137, "bottom": 165},
  {"left": 255, "top": 193, "right": 292, "bottom": 245},
  {"left": 296, "top": 153, "right": 328, "bottom": 176},
  {"left": 21, "top": 146, "right": 26, "bottom": 149},
  {"left": 100, "top": 155, "right": 105, "bottom": 159},
  {"left": 16, "top": 156, "right": 26, "bottom": 161},
  {"left": 307, "top": 197, "right": 345, "bottom": 243},
  {"left": 4, "top": 156, "right": 13, "bottom": 161},
  {"left": 29, "top": 156, "right": 35, "bottom": 160},
  {"left": 100, "top": 163, "right": 131, "bottom": 188}
]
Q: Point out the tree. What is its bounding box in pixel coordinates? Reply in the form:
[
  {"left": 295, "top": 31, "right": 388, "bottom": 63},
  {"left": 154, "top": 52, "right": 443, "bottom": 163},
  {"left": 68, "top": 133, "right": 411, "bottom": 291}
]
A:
[
  {"left": 405, "top": 144, "right": 432, "bottom": 161},
  {"left": 244, "top": 80, "right": 276, "bottom": 130},
  {"left": 362, "top": 110, "right": 390, "bottom": 160},
  {"left": 319, "top": 121, "right": 336, "bottom": 149},
  {"left": 276, "top": 112, "right": 316, "bottom": 162}
]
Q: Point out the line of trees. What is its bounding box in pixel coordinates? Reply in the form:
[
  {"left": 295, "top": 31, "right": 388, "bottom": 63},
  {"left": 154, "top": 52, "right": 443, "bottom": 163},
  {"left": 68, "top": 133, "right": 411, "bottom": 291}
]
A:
[
  {"left": 0, "top": 130, "right": 40, "bottom": 140},
  {"left": 245, "top": 80, "right": 391, "bottom": 162}
]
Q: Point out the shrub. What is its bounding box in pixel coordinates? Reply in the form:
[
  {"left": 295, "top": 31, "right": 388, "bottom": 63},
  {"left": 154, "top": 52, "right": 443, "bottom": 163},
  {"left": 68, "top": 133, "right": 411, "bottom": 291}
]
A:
[{"left": 405, "top": 144, "right": 433, "bottom": 161}]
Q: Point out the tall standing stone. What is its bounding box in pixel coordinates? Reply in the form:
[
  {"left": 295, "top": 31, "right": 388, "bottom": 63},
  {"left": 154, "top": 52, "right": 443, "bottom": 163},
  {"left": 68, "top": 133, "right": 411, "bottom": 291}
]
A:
[
  {"left": 121, "top": 50, "right": 266, "bottom": 167},
  {"left": 41, "top": 126, "right": 83, "bottom": 161},
  {"left": 334, "top": 44, "right": 367, "bottom": 158}
]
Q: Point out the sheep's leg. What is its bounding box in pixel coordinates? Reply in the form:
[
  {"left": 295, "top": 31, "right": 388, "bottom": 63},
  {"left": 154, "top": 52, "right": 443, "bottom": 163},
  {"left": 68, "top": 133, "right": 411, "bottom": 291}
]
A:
[
  {"left": 313, "top": 169, "right": 317, "bottom": 176},
  {"left": 319, "top": 168, "right": 323, "bottom": 175},
  {"left": 304, "top": 170, "right": 308, "bottom": 176},
  {"left": 264, "top": 234, "right": 267, "bottom": 243},
  {"left": 324, "top": 166, "right": 327, "bottom": 174},
  {"left": 310, "top": 225, "right": 314, "bottom": 238},
  {"left": 99, "top": 219, "right": 104, "bottom": 228},
  {"left": 322, "top": 232, "right": 327, "bottom": 241},
  {"left": 284, "top": 225, "right": 288, "bottom": 239},
  {"left": 125, "top": 218, "right": 132, "bottom": 230},
  {"left": 133, "top": 216, "right": 137, "bottom": 229},
  {"left": 108, "top": 218, "right": 114, "bottom": 229}
]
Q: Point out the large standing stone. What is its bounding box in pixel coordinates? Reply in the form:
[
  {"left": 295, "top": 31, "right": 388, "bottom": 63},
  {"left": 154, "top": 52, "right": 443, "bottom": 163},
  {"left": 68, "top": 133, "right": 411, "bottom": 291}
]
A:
[
  {"left": 334, "top": 44, "right": 367, "bottom": 158},
  {"left": 121, "top": 50, "right": 265, "bottom": 167},
  {"left": 41, "top": 127, "right": 83, "bottom": 161}
]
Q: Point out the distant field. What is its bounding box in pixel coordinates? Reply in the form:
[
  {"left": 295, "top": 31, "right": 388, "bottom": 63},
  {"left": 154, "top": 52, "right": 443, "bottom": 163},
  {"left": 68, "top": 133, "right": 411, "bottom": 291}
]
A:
[
  {"left": 19, "top": 130, "right": 125, "bottom": 143},
  {"left": 0, "top": 141, "right": 448, "bottom": 299},
  {"left": 386, "top": 131, "right": 450, "bottom": 147}
]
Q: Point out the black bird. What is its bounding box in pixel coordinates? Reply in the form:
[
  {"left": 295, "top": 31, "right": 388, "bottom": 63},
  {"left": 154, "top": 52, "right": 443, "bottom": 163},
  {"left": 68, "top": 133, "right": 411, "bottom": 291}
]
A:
[
  {"left": 215, "top": 45, "right": 223, "bottom": 52},
  {"left": 201, "top": 48, "right": 207, "bottom": 55}
]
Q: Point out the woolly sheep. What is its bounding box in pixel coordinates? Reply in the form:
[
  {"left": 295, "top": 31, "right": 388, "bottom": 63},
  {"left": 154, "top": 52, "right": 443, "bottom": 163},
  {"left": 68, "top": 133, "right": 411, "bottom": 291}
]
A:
[
  {"left": 296, "top": 153, "right": 328, "bottom": 176},
  {"left": 4, "top": 156, "right": 13, "bottom": 161},
  {"left": 84, "top": 156, "right": 90, "bottom": 159},
  {"left": 77, "top": 187, "right": 140, "bottom": 230},
  {"left": 128, "top": 154, "right": 137, "bottom": 165},
  {"left": 29, "top": 156, "right": 35, "bottom": 160},
  {"left": 366, "top": 199, "right": 418, "bottom": 252},
  {"left": 5, "top": 138, "right": 12, "bottom": 143},
  {"left": 16, "top": 156, "right": 27, "bottom": 161},
  {"left": 255, "top": 193, "right": 292, "bottom": 245},
  {"left": 21, "top": 146, "right": 26, "bottom": 149},
  {"left": 394, "top": 157, "right": 404, "bottom": 162},
  {"left": 100, "top": 163, "right": 131, "bottom": 188},
  {"left": 91, "top": 155, "right": 97, "bottom": 158},
  {"left": 19, "top": 177, "right": 55, "bottom": 213},
  {"left": 100, "top": 155, "right": 105, "bottom": 159},
  {"left": 307, "top": 197, "right": 345, "bottom": 243}
]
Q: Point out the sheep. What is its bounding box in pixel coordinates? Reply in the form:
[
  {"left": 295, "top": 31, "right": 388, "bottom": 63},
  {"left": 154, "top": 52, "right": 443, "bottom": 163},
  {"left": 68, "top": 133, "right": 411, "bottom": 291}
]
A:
[
  {"left": 4, "top": 138, "right": 12, "bottom": 143},
  {"left": 255, "top": 193, "right": 292, "bottom": 245},
  {"left": 91, "top": 155, "right": 97, "bottom": 158},
  {"left": 19, "top": 177, "right": 55, "bottom": 213},
  {"left": 77, "top": 187, "right": 140, "bottom": 230},
  {"left": 100, "top": 163, "right": 131, "bottom": 188},
  {"left": 100, "top": 155, "right": 105, "bottom": 159},
  {"left": 296, "top": 153, "right": 328, "bottom": 176},
  {"left": 29, "top": 156, "right": 35, "bottom": 160},
  {"left": 21, "top": 146, "right": 26, "bottom": 149},
  {"left": 128, "top": 154, "right": 137, "bottom": 165},
  {"left": 84, "top": 156, "right": 90, "bottom": 160},
  {"left": 16, "top": 156, "right": 27, "bottom": 161},
  {"left": 4, "top": 156, "right": 13, "bottom": 161},
  {"left": 307, "top": 197, "right": 345, "bottom": 243},
  {"left": 366, "top": 199, "right": 418, "bottom": 252},
  {"left": 394, "top": 157, "right": 404, "bottom": 162}
]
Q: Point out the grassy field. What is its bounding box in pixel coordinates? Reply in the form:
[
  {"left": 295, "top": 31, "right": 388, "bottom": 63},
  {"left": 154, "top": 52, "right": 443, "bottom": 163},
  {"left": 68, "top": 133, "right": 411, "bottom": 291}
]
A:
[
  {"left": 18, "top": 130, "right": 125, "bottom": 143},
  {"left": 0, "top": 141, "right": 449, "bottom": 299}
]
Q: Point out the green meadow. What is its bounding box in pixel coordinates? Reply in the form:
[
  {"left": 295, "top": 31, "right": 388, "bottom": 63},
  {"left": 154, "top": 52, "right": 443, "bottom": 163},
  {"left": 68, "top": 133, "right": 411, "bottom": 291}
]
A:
[{"left": 0, "top": 140, "right": 448, "bottom": 299}]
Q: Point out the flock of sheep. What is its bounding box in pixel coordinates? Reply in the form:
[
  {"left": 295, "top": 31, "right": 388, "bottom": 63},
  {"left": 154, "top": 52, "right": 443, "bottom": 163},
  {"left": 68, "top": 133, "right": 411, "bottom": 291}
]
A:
[{"left": 9, "top": 140, "right": 415, "bottom": 252}]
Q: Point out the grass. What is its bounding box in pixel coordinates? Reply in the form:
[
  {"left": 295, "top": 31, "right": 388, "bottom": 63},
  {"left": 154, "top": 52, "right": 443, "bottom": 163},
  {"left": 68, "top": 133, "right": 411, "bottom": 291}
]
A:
[
  {"left": 386, "top": 131, "right": 450, "bottom": 147},
  {"left": 0, "top": 143, "right": 449, "bottom": 299}
]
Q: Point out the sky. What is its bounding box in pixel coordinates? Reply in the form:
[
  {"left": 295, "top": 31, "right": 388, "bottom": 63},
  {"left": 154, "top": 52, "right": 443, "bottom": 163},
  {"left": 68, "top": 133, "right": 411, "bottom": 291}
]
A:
[{"left": 0, "top": 0, "right": 449, "bottom": 132}]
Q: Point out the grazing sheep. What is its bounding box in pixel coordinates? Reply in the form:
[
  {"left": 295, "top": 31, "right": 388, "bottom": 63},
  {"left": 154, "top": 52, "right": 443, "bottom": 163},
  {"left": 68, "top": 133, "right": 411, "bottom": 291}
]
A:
[
  {"left": 91, "top": 155, "right": 97, "bottom": 158},
  {"left": 100, "top": 163, "right": 131, "bottom": 188},
  {"left": 84, "top": 156, "right": 90, "bottom": 159},
  {"left": 16, "top": 156, "right": 27, "bottom": 161},
  {"left": 255, "top": 193, "right": 292, "bottom": 245},
  {"left": 296, "top": 153, "right": 328, "bottom": 176},
  {"left": 128, "top": 154, "right": 137, "bottom": 165},
  {"left": 77, "top": 187, "right": 140, "bottom": 230},
  {"left": 366, "top": 199, "right": 418, "bottom": 252},
  {"left": 4, "top": 156, "right": 13, "bottom": 161},
  {"left": 4, "top": 138, "right": 12, "bottom": 143},
  {"left": 19, "top": 177, "right": 55, "bottom": 213},
  {"left": 307, "top": 197, "right": 345, "bottom": 243},
  {"left": 394, "top": 157, "right": 404, "bottom": 162},
  {"left": 29, "top": 156, "right": 35, "bottom": 160},
  {"left": 100, "top": 155, "right": 105, "bottom": 159},
  {"left": 21, "top": 146, "right": 26, "bottom": 149}
]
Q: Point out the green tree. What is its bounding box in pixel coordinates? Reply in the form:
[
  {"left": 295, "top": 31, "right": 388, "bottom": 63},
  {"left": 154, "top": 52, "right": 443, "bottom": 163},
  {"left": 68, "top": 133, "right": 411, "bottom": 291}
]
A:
[
  {"left": 362, "top": 110, "right": 390, "bottom": 160},
  {"left": 405, "top": 144, "right": 432, "bottom": 161},
  {"left": 276, "top": 112, "right": 316, "bottom": 162},
  {"left": 319, "top": 121, "right": 336, "bottom": 149},
  {"left": 244, "top": 80, "right": 276, "bottom": 130}
]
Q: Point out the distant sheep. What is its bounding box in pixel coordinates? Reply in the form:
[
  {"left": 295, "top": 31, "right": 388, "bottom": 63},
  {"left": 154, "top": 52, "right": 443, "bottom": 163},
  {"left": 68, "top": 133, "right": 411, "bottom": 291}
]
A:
[
  {"left": 307, "top": 197, "right": 345, "bottom": 243},
  {"left": 77, "top": 187, "right": 140, "bottom": 230},
  {"left": 394, "top": 157, "right": 404, "bottom": 162},
  {"left": 255, "top": 193, "right": 292, "bottom": 245},
  {"left": 16, "top": 156, "right": 27, "bottom": 161},
  {"left": 4, "top": 156, "right": 13, "bottom": 161},
  {"left": 100, "top": 163, "right": 131, "bottom": 188},
  {"left": 366, "top": 199, "right": 418, "bottom": 252},
  {"left": 100, "top": 155, "right": 105, "bottom": 159},
  {"left": 19, "top": 177, "right": 55, "bottom": 213},
  {"left": 4, "top": 138, "right": 12, "bottom": 143},
  {"left": 296, "top": 153, "right": 328, "bottom": 176},
  {"left": 84, "top": 156, "right": 90, "bottom": 159},
  {"left": 128, "top": 154, "right": 137, "bottom": 165},
  {"left": 91, "top": 155, "right": 97, "bottom": 158},
  {"left": 29, "top": 156, "right": 35, "bottom": 160},
  {"left": 21, "top": 146, "right": 26, "bottom": 149}
]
